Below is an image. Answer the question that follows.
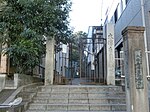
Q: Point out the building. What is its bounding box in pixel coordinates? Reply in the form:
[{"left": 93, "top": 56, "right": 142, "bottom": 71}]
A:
[
  {"left": 103, "top": 0, "right": 150, "bottom": 85},
  {"left": 54, "top": 43, "right": 70, "bottom": 84},
  {"left": 86, "top": 26, "right": 106, "bottom": 83}
]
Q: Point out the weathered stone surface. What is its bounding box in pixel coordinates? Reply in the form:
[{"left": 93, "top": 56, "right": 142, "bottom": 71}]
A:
[
  {"left": 68, "top": 104, "right": 89, "bottom": 111},
  {"left": 69, "top": 99, "right": 88, "bottom": 104},
  {"left": 25, "top": 85, "right": 126, "bottom": 112},
  {"left": 45, "top": 38, "right": 55, "bottom": 85},
  {"left": 122, "top": 26, "right": 149, "bottom": 112},
  {"left": 48, "top": 99, "right": 68, "bottom": 104},
  {"left": 106, "top": 23, "right": 115, "bottom": 85},
  {"left": 47, "top": 104, "right": 68, "bottom": 111},
  {"left": 29, "top": 104, "right": 46, "bottom": 110},
  {"left": 0, "top": 74, "right": 6, "bottom": 92}
]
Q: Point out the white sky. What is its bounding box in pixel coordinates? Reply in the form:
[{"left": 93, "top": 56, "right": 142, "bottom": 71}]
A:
[{"left": 69, "top": 0, "right": 119, "bottom": 33}]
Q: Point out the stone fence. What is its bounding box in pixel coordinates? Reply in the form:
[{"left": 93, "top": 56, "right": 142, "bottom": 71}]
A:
[{"left": 0, "top": 73, "right": 42, "bottom": 91}]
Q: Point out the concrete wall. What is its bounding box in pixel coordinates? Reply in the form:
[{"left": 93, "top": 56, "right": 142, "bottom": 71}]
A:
[
  {"left": 0, "top": 74, "right": 6, "bottom": 92},
  {"left": 15, "top": 74, "right": 42, "bottom": 87}
]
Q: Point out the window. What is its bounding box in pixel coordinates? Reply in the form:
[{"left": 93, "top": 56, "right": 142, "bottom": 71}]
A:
[
  {"left": 114, "top": 9, "right": 118, "bottom": 23},
  {"left": 125, "top": 0, "right": 129, "bottom": 5}
]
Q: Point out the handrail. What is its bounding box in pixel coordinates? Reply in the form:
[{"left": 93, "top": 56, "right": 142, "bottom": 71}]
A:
[{"left": 0, "top": 97, "right": 22, "bottom": 108}]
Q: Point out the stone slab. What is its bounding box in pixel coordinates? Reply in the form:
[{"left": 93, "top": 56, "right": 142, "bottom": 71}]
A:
[
  {"left": 46, "top": 105, "right": 67, "bottom": 111},
  {"left": 68, "top": 105, "right": 89, "bottom": 111}
]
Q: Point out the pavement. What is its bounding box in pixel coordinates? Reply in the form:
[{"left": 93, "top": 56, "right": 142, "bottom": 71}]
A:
[
  {"left": 71, "top": 78, "right": 88, "bottom": 85},
  {"left": 72, "top": 78, "right": 91, "bottom": 85}
]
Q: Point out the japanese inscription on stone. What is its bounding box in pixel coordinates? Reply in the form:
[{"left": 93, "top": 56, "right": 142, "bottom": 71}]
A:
[
  {"left": 134, "top": 50, "right": 144, "bottom": 89},
  {"left": 107, "top": 33, "right": 115, "bottom": 72}
]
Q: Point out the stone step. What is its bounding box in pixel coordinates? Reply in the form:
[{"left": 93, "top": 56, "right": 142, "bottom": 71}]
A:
[
  {"left": 26, "top": 110, "right": 127, "bottom": 112},
  {"left": 26, "top": 85, "right": 126, "bottom": 112},
  {"left": 33, "top": 96, "right": 126, "bottom": 101},
  {"left": 37, "top": 91, "right": 125, "bottom": 94},
  {"left": 33, "top": 96, "right": 126, "bottom": 102},
  {"left": 28, "top": 103, "right": 126, "bottom": 111},
  {"left": 36, "top": 93, "right": 125, "bottom": 99},
  {"left": 36, "top": 91, "right": 126, "bottom": 95},
  {"left": 33, "top": 98, "right": 125, "bottom": 104},
  {"left": 33, "top": 96, "right": 126, "bottom": 100},
  {"left": 39, "top": 86, "right": 124, "bottom": 93}
]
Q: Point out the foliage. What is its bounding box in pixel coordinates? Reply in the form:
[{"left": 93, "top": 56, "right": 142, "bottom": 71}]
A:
[
  {"left": 0, "top": 0, "right": 72, "bottom": 73},
  {"left": 70, "top": 31, "right": 87, "bottom": 62}
]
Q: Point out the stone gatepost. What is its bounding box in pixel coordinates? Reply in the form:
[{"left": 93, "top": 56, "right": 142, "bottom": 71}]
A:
[
  {"left": 122, "top": 26, "right": 149, "bottom": 112},
  {"left": 45, "top": 38, "right": 55, "bottom": 85},
  {"left": 106, "top": 23, "right": 115, "bottom": 85}
]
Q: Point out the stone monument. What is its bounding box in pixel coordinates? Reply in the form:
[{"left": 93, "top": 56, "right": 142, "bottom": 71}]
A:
[
  {"left": 122, "top": 26, "right": 149, "bottom": 112},
  {"left": 45, "top": 38, "right": 55, "bottom": 85},
  {"left": 106, "top": 23, "right": 115, "bottom": 85}
]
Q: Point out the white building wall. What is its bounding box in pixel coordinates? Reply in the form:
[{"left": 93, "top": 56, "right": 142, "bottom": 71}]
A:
[
  {"left": 55, "top": 43, "right": 69, "bottom": 77},
  {"left": 110, "top": 0, "right": 150, "bottom": 77},
  {"left": 114, "top": 0, "right": 143, "bottom": 46}
]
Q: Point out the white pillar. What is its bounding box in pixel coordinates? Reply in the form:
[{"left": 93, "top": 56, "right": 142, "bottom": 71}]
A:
[
  {"left": 14, "top": 73, "right": 18, "bottom": 88},
  {"left": 106, "top": 23, "right": 115, "bottom": 85}
]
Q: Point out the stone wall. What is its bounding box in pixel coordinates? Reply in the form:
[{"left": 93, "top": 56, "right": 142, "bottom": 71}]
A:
[
  {"left": 0, "top": 74, "right": 6, "bottom": 92},
  {"left": 17, "top": 74, "right": 42, "bottom": 87}
]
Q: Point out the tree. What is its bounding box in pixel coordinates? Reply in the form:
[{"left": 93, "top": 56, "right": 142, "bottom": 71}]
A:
[
  {"left": 70, "top": 31, "right": 87, "bottom": 61},
  {"left": 68, "top": 31, "right": 87, "bottom": 77},
  {"left": 0, "top": 0, "right": 72, "bottom": 74}
]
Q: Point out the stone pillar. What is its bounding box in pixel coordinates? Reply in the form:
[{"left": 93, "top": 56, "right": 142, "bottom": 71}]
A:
[
  {"left": 14, "top": 73, "right": 19, "bottom": 88},
  {"left": 0, "top": 53, "right": 7, "bottom": 73},
  {"left": 45, "top": 38, "right": 55, "bottom": 85},
  {"left": 122, "top": 26, "right": 149, "bottom": 112},
  {"left": 106, "top": 23, "right": 115, "bottom": 85}
]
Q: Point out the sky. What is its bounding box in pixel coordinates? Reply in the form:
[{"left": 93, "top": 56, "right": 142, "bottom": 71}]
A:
[{"left": 69, "top": 0, "right": 119, "bottom": 33}]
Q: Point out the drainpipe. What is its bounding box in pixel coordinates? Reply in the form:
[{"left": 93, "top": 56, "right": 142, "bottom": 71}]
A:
[{"left": 141, "top": 0, "right": 150, "bottom": 77}]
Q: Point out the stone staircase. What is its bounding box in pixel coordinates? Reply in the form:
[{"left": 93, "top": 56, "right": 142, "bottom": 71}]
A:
[{"left": 26, "top": 85, "right": 126, "bottom": 112}]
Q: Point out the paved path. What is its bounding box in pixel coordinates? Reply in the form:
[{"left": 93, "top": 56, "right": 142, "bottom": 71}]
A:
[{"left": 71, "top": 78, "right": 89, "bottom": 85}]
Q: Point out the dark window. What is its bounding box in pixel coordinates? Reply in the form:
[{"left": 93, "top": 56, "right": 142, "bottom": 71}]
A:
[
  {"left": 126, "top": 0, "right": 129, "bottom": 4},
  {"left": 114, "top": 9, "right": 118, "bottom": 23}
]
